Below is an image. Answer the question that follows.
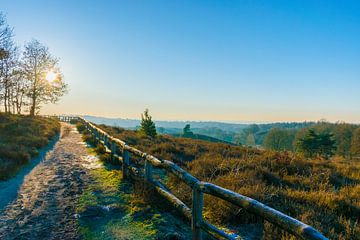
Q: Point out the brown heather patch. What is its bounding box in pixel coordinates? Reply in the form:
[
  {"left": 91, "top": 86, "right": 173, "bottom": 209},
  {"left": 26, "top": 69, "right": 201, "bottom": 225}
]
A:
[{"left": 96, "top": 124, "right": 360, "bottom": 239}]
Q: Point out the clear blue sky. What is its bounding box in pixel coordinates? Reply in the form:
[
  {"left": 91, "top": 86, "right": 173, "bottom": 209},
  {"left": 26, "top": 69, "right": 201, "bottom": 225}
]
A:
[{"left": 2, "top": 0, "right": 360, "bottom": 123}]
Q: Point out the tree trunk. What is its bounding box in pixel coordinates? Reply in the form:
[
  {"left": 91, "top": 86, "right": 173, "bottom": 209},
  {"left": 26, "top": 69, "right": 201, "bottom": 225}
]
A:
[
  {"left": 30, "top": 98, "right": 36, "bottom": 116},
  {"left": 29, "top": 75, "right": 37, "bottom": 116},
  {"left": 4, "top": 82, "right": 8, "bottom": 113}
]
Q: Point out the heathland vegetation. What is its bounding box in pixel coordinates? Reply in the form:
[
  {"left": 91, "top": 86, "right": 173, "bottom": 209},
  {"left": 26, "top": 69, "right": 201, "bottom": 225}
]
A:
[
  {"left": 80, "top": 110, "right": 360, "bottom": 239},
  {"left": 0, "top": 113, "right": 60, "bottom": 180}
]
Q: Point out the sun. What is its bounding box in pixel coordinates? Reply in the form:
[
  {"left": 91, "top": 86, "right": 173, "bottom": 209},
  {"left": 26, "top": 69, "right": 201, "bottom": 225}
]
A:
[{"left": 46, "top": 71, "right": 57, "bottom": 81}]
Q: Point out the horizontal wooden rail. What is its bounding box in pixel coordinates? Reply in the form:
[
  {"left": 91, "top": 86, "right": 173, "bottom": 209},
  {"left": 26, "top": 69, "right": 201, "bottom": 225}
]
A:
[
  {"left": 58, "top": 115, "right": 328, "bottom": 240},
  {"left": 200, "top": 182, "right": 326, "bottom": 240}
]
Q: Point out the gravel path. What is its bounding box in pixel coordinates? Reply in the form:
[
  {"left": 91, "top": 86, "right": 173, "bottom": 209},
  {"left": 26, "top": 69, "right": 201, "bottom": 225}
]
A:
[{"left": 0, "top": 123, "right": 92, "bottom": 240}]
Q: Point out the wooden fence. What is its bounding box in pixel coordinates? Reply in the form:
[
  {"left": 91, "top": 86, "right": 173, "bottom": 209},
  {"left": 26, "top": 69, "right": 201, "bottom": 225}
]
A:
[{"left": 58, "top": 115, "right": 328, "bottom": 240}]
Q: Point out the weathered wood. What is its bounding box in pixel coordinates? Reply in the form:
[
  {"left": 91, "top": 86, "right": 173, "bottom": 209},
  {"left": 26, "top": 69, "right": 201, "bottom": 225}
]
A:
[
  {"left": 145, "top": 154, "right": 162, "bottom": 166},
  {"left": 111, "top": 140, "right": 117, "bottom": 162},
  {"left": 200, "top": 221, "right": 239, "bottom": 240},
  {"left": 104, "top": 134, "right": 108, "bottom": 147},
  {"left": 152, "top": 180, "right": 192, "bottom": 220},
  {"left": 192, "top": 184, "right": 204, "bottom": 240},
  {"left": 124, "top": 144, "right": 147, "bottom": 158},
  {"left": 200, "top": 182, "right": 328, "bottom": 240},
  {"left": 122, "top": 149, "right": 130, "bottom": 179},
  {"left": 161, "top": 160, "right": 199, "bottom": 187},
  {"left": 144, "top": 160, "right": 153, "bottom": 182},
  {"left": 94, "top": 129, "right": 99, "bottom": 141}
]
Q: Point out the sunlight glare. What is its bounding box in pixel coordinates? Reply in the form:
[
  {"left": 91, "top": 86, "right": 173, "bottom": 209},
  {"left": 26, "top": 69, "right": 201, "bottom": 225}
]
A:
[{"left": 46, "top": 71, "right": 57, "bottom": 82}]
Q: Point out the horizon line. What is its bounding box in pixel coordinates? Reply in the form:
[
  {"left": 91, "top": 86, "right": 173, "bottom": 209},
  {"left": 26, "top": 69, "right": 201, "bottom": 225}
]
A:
[{"left": 72, "top": 114, "right": 359, "bottom": 125}]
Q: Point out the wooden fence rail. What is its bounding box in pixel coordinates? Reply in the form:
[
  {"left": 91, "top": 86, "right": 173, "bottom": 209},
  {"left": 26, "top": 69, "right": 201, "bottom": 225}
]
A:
[{"left": 57, "top": 115, "right": 328, "bottom": 240}]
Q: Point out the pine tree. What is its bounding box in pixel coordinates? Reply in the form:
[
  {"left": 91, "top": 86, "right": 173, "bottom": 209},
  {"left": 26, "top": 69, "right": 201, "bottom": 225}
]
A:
[
  {"left": 296, "top": 129, "right": 336, "bottom": 159},
  {"left": 139, "top": 109, "right": 157, "bottom": 138},
  {"left": 183, "top": 124, "right": 193, "bottom": 137},
  {"left": 318, "top": 132, "right": 336, "bottom": 159},
  {"left": 351, "top": 127, "right": 360, "bottom": 158},
  {"left": 297, "top": 129, "right": 319, "bottom": 157}
]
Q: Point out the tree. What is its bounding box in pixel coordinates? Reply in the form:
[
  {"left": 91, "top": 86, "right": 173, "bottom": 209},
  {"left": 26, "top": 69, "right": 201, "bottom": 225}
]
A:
[
  {"left": 21, "top": 39, "right": 67, "bottom": 116},
  {"left": 11, "top": 69, "right": 28, "bottom": 114},
  {"left": 264, "top": 128, "right": 296, "bottom": 151},
  {"left": 351, "top": 127, "right": 360, "bottom": 158},
  {"left": 296, "top": 129, "right": 336, "bottom": 159},
  {"left": 246, "top": 133, "right": 256, "bottom": 146},
  {"left": 1, "top": 42, "right": 18, "bottom": 113},
  {"left": 183, "top": 124, "right": 194, "bottom": 137},
  {"left": 297, "top": 129, "right": 320, "bottom": 158},
  {"left": 0, "top": 13, "right": 15, "bottom": 113},
  {"left": 139, "top": 109, "right": 157, "bottom": 138},
  {"left": 317, "top": 132, "right": 336, "bottom": 159},
  {"left": 0, "top": 13, "right": 12, "bottom": 58},
  {"left": 334, "top": 123, "right": 354, "bottom": 158},
  {"left": 238, "top": 124, "right": 260, "bottom": 145}
]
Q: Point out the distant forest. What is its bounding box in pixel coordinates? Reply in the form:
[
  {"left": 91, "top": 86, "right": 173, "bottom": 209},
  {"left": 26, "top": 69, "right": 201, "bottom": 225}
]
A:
[{"left": 84, "top": 116, "right": 360, "bottom": 159}]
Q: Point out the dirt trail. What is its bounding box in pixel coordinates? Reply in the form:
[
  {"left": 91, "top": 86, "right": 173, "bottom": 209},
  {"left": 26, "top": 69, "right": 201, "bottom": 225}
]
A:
[{"left": 0, "top": 123, "right": 92, "bottom": 240}]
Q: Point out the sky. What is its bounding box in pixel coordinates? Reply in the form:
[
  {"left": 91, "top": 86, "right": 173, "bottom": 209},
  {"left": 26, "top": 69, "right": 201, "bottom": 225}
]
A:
[{"left": 1, "top": 0, "right": 360, "bottom": 123}]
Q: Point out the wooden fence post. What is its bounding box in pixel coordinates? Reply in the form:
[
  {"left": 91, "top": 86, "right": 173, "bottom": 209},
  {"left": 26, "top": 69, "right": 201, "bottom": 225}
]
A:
[
  {"left": 104, "top": 134, "right": 108, "bottom": 147},
  {"left": 122, "top": 149, "right": 130, "bottom": 179},
  {"left": 111, "top": 141, "right": 116, "bottom": 163},
  {"left": 145, "top": 160, "right": 153, "bottom": 182},
  {"left": 192, "top": 185, "right": 204, "bottom": 240},
  {"left": 95, "top": 129, "right": 99, "bottom": 141}
]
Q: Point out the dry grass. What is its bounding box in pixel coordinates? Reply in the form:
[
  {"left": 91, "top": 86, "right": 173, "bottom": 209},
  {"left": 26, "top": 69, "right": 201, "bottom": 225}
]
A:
[
  {"left": 95, "top": 124, "right": 360, "bottom": 239},
  {"left": 0, "top": 113, "right": 60, "bottom": 180}
]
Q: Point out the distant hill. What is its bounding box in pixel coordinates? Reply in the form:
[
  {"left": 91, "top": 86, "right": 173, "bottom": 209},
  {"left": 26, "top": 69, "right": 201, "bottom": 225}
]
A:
[
  {"left": 83, "top": 115, "right": 317, "bottom": 146},
  {"left": 83, "top": 115, "right": 248, "bottom": 131},
  {"left": 171, "top": 133, "right": 236, "bottom": 145}
]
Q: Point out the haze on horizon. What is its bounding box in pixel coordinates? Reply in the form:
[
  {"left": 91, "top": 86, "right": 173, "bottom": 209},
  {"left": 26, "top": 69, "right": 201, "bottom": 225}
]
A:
[{"left": 2, "top": 1, "right": 359, "bottom": 123}]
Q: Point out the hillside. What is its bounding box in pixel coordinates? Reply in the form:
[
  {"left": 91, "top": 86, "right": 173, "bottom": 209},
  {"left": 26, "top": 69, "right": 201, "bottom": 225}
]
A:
[
  {"left": 0, "top": 113, "right": 60, "bottom": 180},
  {"left": 171, "top": 132, "right": 236, "bottom": 145},
  {"left": 95, "top": 124, "right": 360, "bottom": 239},
  {"left": 83, "top": 115, "right": 316, "bottom": 145},
  {"left": 83, "top": 115, "right": 248, "bottom": 130}
]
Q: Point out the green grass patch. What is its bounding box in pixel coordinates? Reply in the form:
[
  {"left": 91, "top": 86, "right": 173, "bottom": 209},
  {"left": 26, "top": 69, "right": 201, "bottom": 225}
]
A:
[
  {"left": 76, "top": 123, "right": 191, "bottom": 239},
  {"left": 76, "top": 157, "right": 162, "bottom": 240}
]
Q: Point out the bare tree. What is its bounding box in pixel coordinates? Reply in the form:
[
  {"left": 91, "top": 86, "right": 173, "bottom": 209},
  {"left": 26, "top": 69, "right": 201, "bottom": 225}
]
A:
[
  {"left": 1, "top": 42, "right": 18, "bottom": 113},
  {"left": 0, "top": 13, "right": 12, "bottom": 56},
  {"left": 22, "top": 39, "right": 67, "bottom": 116},
  {"left": 0, "top": 13, "right": 14, "bottom": 112},
  {"left": 11, "top": 68, "right": 28, "bottom": 114}
]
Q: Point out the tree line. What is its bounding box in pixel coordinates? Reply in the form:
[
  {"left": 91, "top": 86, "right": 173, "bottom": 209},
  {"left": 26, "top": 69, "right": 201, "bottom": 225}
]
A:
[
  {"left": 264, "top": 121, "right": 360, "bottom": 159},
  {"left": 0, "top": 13, "right": 67, "bottom": 116},
  {"left": 138, "top": 108, "right": 360, "bottom": 160}
]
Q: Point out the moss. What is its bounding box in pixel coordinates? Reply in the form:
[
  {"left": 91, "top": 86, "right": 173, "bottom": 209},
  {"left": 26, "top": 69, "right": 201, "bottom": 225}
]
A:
[{"left": 76, "top": 148, "right": 169, "bottom": 239}]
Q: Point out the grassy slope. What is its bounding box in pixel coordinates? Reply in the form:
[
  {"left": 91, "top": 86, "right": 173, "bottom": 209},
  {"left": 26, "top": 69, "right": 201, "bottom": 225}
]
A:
[
  {"left": 96, "top": 124, "right": 360, "bottom": 240},
  {"left": 76, "top": 126, "right": 191, "bottom": 240},
  {"left": 0, "top": 113, "right": 60, "bottom": 180}
]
